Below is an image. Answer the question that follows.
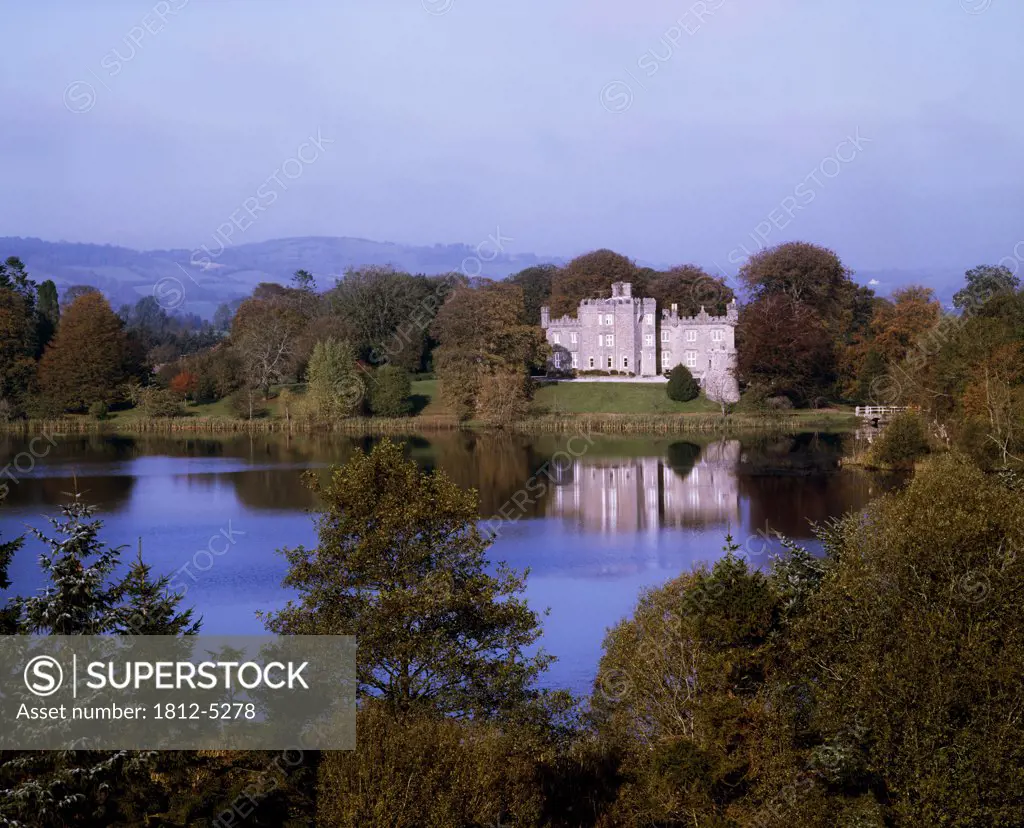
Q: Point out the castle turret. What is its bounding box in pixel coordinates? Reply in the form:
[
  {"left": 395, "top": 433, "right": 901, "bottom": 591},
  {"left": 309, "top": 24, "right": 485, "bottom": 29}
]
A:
[{"left": 540, "top": 305, "right": 550, "bottom": 328}]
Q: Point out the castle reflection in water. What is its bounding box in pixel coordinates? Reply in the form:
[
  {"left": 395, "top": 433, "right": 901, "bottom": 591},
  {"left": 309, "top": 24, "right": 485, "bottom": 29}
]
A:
[{"left": 544, "top": 441, "right": 741, "bottom": 533}]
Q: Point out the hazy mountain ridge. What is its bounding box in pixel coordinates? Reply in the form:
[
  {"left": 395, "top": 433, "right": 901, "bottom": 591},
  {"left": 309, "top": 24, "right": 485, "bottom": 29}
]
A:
[
  {"left": 0, "top": 236, "right": 967, "bottom": 318},
  {"left": 0, "top": 235, "right": 566, "bottom": 318}
]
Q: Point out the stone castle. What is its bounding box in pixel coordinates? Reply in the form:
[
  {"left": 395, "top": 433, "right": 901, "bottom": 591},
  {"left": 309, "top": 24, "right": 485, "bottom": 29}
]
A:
[{"left": 540, "top": 282, "right": 740, "bottom": 402}]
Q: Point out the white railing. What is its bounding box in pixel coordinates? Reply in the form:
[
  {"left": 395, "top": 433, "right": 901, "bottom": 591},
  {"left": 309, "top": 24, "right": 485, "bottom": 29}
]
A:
[{"left": 854, "top": 405, "right": 914, "bottom": 418}]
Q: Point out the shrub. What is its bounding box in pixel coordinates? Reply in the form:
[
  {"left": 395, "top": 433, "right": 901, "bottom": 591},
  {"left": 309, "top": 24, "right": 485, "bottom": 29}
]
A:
[
  {"left": 317, "top": 703, "right": 546, "bottom": 828},
  {"left": 666, "top": 365, "right": 700, "bottom": 402},
  {"left": 870, "top": 411, "right": 929, "bottom": 468},
  {"left": 767, "top": 395, "right": 794, "bottom": 411},
  {"left": 477, "top": 369, "right": 531, "bottom": 425},
  {"left": 369, "top": 366, "right": 413, "bottom": 418},
  {"left": 88, "top": 401, "right": 108, "bottom": 420},
  {"left": 0, "top": 398, "right": 14, "bottom": 423},
  {"left": 138, "top": 388, "right": 183, "bottom": 418}
]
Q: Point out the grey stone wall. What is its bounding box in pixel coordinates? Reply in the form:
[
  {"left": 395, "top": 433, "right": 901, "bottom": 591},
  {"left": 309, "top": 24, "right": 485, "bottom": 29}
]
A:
[{"left": 540, "top": 282, "right": 738, "bottom": 400}]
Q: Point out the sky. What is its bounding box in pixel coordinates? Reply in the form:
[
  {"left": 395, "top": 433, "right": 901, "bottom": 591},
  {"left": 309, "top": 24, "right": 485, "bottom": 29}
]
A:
[{"left": 1, "top": 0, "right": 1022, "bottom": 277}]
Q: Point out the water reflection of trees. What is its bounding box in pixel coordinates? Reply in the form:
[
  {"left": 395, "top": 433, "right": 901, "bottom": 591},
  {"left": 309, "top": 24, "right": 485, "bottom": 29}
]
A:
[
  {"left": 0, "top": 432, "right": 906, "bottom": 534},
  {"left": 737, "top": 432, "right": 906, "bottom": 539}
]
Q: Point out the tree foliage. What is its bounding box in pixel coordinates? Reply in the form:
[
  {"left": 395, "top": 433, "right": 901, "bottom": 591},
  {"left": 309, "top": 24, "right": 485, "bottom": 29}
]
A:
[
  {"left": 666, "top": 364, "right": 700, "bottom": 402},
  {"left": 37, "top": 292, "right": 128, "bottom": 411},
  {"left": 549, "top": 249, "right": 639, "bottom": 319},
  {"left": 368, "top": 364, "right": 413, "bottom": 418},
  {"left": 432, "top": 281, "right": 546, "bottom": 420},
  {"left": 261, "top": 440, "right": 551, "bottom": 720},
  {"left": 304, "top": 337, "right": 364, "bottom": 421},
  {"left": 737, "top": 294, "right": 836, "bottom": 405}
]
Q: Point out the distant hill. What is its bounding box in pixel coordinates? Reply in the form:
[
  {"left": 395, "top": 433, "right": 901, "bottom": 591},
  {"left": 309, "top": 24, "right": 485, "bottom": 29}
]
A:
[
  {"left": 0, "top": 236, "right": 565, "bottom": 318},
  {"left": 0, "top": 236, "right": 969, "bottom": 318}
]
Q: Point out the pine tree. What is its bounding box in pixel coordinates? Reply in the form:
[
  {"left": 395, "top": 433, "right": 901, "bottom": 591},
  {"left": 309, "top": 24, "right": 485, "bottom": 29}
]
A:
[
  {"left": 14, "top": 494, "right": 123, "bottom": 635},
  {"left": 0, "top": 497, "right": 203, "bottom": 827},
  {"left": 0, "top": 521, "right": 21, "bottom": 635},
  {"left": 115, "top": 540, "right": 201, "bottom": 635}
]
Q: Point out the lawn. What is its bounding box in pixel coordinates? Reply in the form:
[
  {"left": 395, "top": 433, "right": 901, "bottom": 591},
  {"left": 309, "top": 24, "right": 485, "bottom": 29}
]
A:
[{"left": 529, "top": 381, "right": 721, "bottom": 415}]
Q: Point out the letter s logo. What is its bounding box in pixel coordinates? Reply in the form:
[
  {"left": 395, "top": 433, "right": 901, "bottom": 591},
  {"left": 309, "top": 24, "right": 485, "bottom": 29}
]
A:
[{"left": 25, "top": 656, "right": 64, "bottom": 697}]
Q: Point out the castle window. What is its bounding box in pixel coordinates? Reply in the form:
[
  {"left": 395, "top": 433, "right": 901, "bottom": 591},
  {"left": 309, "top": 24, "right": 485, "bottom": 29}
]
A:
[
  {"left": 686, "top": 329, "right": 697, "bottom": 342},
  {"left": 589, "top": 357, "right": 595, "bottom": 368},
  {"left": 622, "top": 357, "right": 629, "bottom": 369},
  {"left": 597, "top": 315, "right": 603, "bottom": 326},
  {"left": 605, "top": 314, "right": 613, "bottom": 326},
  {"left": 552, "top": 333, "right": 560, "bottom": 344},
  {"left": 597, "top": 334, "right": 603, "bottom": 347},
  {"left": 661, "top": 330, "right": 670, "bottom": 343},
  {"left": 645, "top": 313, "right": 654, "bottom": 325},
  {"left": 607, "top": 356, "right": 613, "bottom": 369},
  {"left": 686, "top": 351, "right": 698, "bottom": 368},
  {"left": 570, "top": 332, "right": 578, "bottom": 344},
  {"left": 606, "top": 334, "right": 614, "bottom": 347},
  {"left": 661, "top": 351, "right": 671, "bottom": 367},
  {"left": 645, "top": 334, "right": 654, "bottom": 346},
  {"left": 571, "top": 352, "right": 578, "bottom": 368},
  {"left": 712, "top": 329, "right": 723, "bottom": 342}
]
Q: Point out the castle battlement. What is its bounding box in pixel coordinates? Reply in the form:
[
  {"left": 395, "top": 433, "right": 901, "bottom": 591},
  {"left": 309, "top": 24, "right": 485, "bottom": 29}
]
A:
[{"left": 539, "top": 285, "right": 739, "bottom": 402}]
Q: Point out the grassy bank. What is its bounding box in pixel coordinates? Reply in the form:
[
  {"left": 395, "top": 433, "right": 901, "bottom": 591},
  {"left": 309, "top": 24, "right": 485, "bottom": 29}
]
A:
[
  {"left": 529, "top": 381, "right": 720, "bottom": 415},
  {"left": 1, "top": 380, "right": 858, "bottom": 436}
]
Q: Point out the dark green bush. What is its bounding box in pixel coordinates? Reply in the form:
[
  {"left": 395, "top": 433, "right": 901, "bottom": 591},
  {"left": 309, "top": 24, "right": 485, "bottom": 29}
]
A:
[
  {"left": 88, "top": 400, "right": 108, "bottom": 420},
  {"left": 369, "top": 366, "right": 413, "bottom": 418},
  {"left": 870, "top": 411, "right": 929, "bottom": 467},
  {"left": 666, "top": 365, "right": 700, "bottom": 402}
]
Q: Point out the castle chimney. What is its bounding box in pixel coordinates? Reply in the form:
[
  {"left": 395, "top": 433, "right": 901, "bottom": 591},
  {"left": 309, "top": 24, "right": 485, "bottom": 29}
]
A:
[
  {"left": 670, "top": 303, "right": 678, "bottom": 314},
  {"left": 540, "top": 306, "right": 550, "bottom": 328}
]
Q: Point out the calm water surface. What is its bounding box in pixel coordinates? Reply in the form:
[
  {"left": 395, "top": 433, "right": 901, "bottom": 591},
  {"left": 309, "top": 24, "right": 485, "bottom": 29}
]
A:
[{"left": 0, "top": 431, "right": 900, "bottom": 693}]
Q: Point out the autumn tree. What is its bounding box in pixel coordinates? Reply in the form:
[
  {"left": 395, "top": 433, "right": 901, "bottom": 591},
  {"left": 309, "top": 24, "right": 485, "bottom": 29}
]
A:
[
  {"left": 739, "top": 242, "right": 858, "bottom": 342},
  {"left": 261, "top": 440, "right": 551, "bottom": 719},
  {"left": 431, "top": 281, "right": 547, "bottom": 420},
  {"left": 549, "top": 249, "right": 639, "bottom": 318},
  {"left": 169, "top": 369, "right": 198, "bottom": 401},
  {"left": 645, "top": 264, "right": 734, "bottom": 317},
  {"left": 37, "top": 291, "right": 128, "bottom": 411},
  {"left": 868, "top": 285, "right": 942, "bottom": 364},
  {"left": 737, "top": 294, "right": 837, "bottom": 405}
]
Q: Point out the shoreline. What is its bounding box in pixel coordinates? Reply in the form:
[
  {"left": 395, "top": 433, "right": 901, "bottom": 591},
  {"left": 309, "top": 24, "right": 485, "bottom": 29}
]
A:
[{"left": 0, "top": 411, "right": 859, "bottom": 437}]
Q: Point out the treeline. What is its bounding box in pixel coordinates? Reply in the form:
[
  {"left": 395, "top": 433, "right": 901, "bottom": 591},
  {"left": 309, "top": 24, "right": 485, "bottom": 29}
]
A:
[
  {"left": 2, "top": 245, "right": 1021, "bottom": 448},
  {"left": 2, "top": 442, "right": 1022, "bottom": 826}
]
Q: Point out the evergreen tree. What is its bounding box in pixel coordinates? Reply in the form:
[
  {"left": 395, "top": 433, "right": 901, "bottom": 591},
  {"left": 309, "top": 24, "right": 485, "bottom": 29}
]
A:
[
  {"left": 666, "top": 364, "right": 700, "bottom": 402},
  {"left": 368, "top": 365, "right": 413, "bottom": 417},
  {"left": 115, "top": 541, "right": 202, "bottom": 635},
  {"left": 14, "top": 494, "right": 122, "bottom": 634},
  {"left": 0, "top": 518, "right": 21, "bottom": 635},
  {"left": 261, "top": 439, "right": 551, "bottom": 719},
  {"left": 0, "top": 499, "right": 203, "bottom": 827},
  {"left": 35, "top": 278, "right": 60, "bottom": 353}
]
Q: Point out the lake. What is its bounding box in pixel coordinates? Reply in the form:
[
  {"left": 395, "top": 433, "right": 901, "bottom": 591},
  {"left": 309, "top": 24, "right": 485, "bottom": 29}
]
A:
[{"left": 0, "top": 429, "right": 901, "bottom": 694}]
